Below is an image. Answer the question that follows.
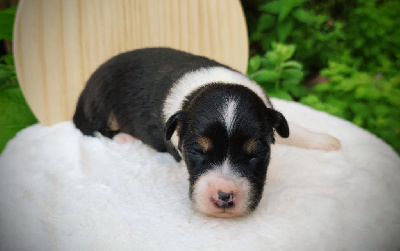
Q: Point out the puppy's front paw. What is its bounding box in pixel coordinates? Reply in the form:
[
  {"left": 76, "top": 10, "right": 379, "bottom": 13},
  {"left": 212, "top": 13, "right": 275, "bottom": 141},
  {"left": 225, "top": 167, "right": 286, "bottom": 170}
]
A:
[
  {"left": 113, "top": 133, "right": 136, "bottom": 144},
  {"left": 312, "top": 133, "right": 341, "bottom": 151}
]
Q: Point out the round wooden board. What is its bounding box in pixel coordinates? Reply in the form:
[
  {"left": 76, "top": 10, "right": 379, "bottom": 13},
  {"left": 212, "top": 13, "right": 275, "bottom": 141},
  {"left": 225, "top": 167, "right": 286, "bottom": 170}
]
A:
[{"left": 13, "top": 0, "right": 249, "bottom": 125}]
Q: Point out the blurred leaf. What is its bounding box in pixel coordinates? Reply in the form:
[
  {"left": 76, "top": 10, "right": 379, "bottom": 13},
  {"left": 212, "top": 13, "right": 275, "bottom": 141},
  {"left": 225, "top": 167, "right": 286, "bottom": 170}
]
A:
[
  {"left": 259, "top": 81, "right": 275, "bottom": 94},
  {"left": 281, "top": 68, "right": 304, "bottom": 81},
  {"left": 350, "top": 102, "right": 372, "bottom": 118},
  {"left": 376, "top": 117, "right": 388, "bottom": 127},
  {"left": 386, "top": 90, "right": 400, "bottom": 106},
  {"left": 1, "top": 54, "right": 14, "bottom": 65},
  {"left": 300, "top": 94, "right": 326, "bottom": 110},
  {"left": 292, "top": 8, "right": 312, "bottom": 23},
  {"left": 269, "top": 89, "right": 293, "bottom": 100},
  {"left": 272, "top": 43, "right": 296, "bottom": 61},
  {"left": 260, "top": 33, "right": 277, "bottom": 51},
  {"left": 0, "top": 6, "right": 17, "bottom": 41},
  {"left": 265, "top": 51, "right": 280, "bottom": 66},
  {"left": 260, "top": 1, "right": 281, "bottom": 14},
  {"left": 288, "top": 84, "right": 308, "bottom": 97},
  {"left": 313, "top": 83, "right": 331, "bottom": 92},
  {"left": 248, "top": 55, "right": 262, "bottom": 73},
  {"left": 250, "top": 31, "right": 263, "bottom": 42},
  {"left": 0, "top": 55, "right": 17, "bottom": 88},
  {"left": 282, "top": 79, "right": 299, "bottom": 89},
  {"left": 277, "top": 20, "right": 293, "bottom": 42},
  {"left": 257, "top": 14, "right": 276, "bottom": 32},
  {"left": 334, "top": 78, "right": 358, "bottom": 92},
  {"left": 352, "top": 114, "right": 364, "bottom": 127},
  {"left": 251, "top": 70, "right": 280, "bottom": 83},
  {"left": 353, "top": 38, "right": 365, "bottom": 49},
  {"left": 326, "top": 97, "right": 348, "bottom": 110},
  {"left": 281, "top": 60, "right": 302, "bottom": 70},
  {"left": 0, "top": 85, "right": 38, "bottom": 153},
  {"left": 354, "top": 86, "right": 380, "bottom": 100},
  {"left": 278, "top": 1, "right": 293, "bottom": 22},
  {"left": 373, "top": 104, "right": 390, "bottom": 117},
  {"left": 259, "top": 56, "right": 270, "bottom": 69},
  {"left": 278, "top": 0, "right": 305, "bottom": 22}
]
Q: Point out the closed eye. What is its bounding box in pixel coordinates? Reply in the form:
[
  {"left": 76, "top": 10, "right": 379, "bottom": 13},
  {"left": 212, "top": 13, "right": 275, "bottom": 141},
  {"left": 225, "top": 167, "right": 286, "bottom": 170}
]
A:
[
  {"left": 249, "top": 157, "right": 259, "bottom": 165},
  {"left": 187, "top": 148, "right": 205, "bottom": 157},
  {"left": 249, "top": 151, "right": 269, "bottom": 163}
]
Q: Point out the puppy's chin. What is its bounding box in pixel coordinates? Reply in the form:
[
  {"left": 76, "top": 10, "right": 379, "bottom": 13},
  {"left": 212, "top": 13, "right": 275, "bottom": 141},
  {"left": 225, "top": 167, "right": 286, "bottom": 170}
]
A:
[{"left": 191, "top": 170, "right": 252, "bottom": 218}]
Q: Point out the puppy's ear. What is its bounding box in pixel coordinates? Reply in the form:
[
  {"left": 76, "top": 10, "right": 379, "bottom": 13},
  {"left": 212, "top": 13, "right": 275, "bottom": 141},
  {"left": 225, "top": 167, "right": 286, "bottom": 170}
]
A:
[
  {"left": 165, "top": 111, "right": 184, "bottom": 140},
  {"left": 266, "top": 109, "right": 289, "bottom": 138}
]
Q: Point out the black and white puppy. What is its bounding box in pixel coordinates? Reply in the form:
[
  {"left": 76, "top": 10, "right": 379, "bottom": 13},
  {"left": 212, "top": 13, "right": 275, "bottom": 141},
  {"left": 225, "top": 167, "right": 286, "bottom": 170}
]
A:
[{"left": 74, "top": 47, "right": 340, "bottom": 218}]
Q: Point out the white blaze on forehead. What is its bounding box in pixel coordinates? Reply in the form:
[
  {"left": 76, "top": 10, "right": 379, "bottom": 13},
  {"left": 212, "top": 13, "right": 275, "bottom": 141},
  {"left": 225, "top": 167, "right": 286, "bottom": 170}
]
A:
[
  {"left": 162, "top": 66, "right": 272, "bottom": 122},
  {"left": 220, "top": 157, "right": 231, "bottom": 175},
  {"left": 222, "top": 98, "right": 238, "bottom": 134}
]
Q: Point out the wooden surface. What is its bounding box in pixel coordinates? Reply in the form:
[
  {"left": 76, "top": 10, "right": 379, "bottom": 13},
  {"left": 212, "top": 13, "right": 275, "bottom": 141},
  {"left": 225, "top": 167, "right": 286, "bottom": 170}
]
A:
[{"left": 13, "top": 0, "right": 249, "bottom": 125}]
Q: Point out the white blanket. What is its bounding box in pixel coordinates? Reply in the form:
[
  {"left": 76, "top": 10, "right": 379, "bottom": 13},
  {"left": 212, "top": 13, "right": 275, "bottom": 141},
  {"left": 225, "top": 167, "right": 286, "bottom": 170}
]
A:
[{"left": 1, "top": 99, "right": 399, "bottom": 250}]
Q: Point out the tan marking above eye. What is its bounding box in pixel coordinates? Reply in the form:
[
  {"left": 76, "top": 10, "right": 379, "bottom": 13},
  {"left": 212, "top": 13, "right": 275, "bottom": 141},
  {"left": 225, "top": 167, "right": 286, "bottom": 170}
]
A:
[
  {"left": 198, "top": 136, "right": 213, "bottom": 152},
  {"left": 244, "top": 138, "right": 257, "bottom": 153},
  {"left": 108, "top": 111, "right": 120, "bottom": 131}
]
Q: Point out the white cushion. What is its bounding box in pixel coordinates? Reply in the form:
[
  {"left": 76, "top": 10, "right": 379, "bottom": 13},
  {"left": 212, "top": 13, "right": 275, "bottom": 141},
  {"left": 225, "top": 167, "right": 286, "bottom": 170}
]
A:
[{"left": 1, "top": 99, "right": 399, "bottom": 250}]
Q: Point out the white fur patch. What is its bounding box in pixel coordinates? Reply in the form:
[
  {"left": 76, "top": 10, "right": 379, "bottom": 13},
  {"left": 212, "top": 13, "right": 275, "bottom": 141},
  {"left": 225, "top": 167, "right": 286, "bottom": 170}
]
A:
[
  {"left": 170, "top": 130, "right": 180, "bottom": 150},
  {"left": 170, "top": 130, "right": 183, "bottom": 157},
  {"left": 220, "top": 158, "right": 231, "bottom": 175},
  {"left": 162, "top": 67, "right": 272, "bottom": 122},
  {"left": 275, "top": 122, "right": 341, "bottom": 151},
  {"left": 222, "top": 98, "right": 238, "bottom": 134}
]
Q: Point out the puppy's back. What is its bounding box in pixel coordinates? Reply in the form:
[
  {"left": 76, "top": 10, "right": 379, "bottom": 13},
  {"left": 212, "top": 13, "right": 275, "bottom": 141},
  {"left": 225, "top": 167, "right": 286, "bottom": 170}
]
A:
[{"left": 73, "top": 48, "right": 226, "bottom": 152}]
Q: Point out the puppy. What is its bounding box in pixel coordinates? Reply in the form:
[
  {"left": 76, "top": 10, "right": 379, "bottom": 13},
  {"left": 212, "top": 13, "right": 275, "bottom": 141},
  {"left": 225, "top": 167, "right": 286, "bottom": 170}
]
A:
[{"left": 74, "top": 48, "right": 340, "bottom": 218}]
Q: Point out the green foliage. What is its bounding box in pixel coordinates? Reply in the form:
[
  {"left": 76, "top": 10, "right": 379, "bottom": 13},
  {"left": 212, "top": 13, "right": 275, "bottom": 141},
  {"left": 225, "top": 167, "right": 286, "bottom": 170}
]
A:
[
  {"left": 0, "top": 54, "right": 38, "bottom": 153},
  {"left": 0, "top": 5, "right": 38, "bottom": 154},
  {"left": 0, "top": 5, "right": 18, "bottom": 90},
  {"left": 342, "top": 0, "right": 400, "bottom": 74},
  {"left": 248, "top": 43, "right": 307, "bottom": 101},
  {"left": 0, "top": 85, "right": 38, "bottom": 153},
  {"left": 0, "top": 54, "right": 38, "bottom": 154},
  {"left": 247, "top": 0, "right": 400, "bottom": 77},
  {"left": 245, "top": 0, "right": 400, "bottom": 153},
  {"left": 247, "top": 0, "right": 345, "bottom": 74},
  {"left": 0, "top": 54, "right": 17, "bottom": 88},
  {"left": 0, "top": 6, "right": 17, "bottom": 41},
  {"left": 300, "top": 62, "right": 400, "bottom": 152}
]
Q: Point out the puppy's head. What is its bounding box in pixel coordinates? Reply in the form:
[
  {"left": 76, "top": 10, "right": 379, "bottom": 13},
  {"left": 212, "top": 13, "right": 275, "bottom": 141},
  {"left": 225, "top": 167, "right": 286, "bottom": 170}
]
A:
[{"left": 165, "top": 84, "right": 289, "bottom": 218}]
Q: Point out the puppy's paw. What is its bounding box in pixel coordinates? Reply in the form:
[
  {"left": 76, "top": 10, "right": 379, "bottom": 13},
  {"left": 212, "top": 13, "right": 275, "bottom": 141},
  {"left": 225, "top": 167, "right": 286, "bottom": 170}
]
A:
[
  {"left": 113, "top": 133, "right": 136, "bottom": 144},
  {"left": 311, "top": 133, "right": 341, "bottom": 151}
]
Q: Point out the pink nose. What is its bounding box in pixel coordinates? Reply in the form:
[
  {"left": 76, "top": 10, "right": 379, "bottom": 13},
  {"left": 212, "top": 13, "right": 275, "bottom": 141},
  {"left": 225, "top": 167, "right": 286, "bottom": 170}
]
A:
[{"left": 213, "top": 191, "right": 235, "bottom": 209}]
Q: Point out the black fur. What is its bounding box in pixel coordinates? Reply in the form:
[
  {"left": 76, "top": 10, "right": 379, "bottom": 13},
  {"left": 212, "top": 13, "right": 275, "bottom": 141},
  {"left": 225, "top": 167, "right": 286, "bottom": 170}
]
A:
[
  {"left": 73, "top": 47, "right": 289, "bottom": 214},
  {"left": 178, "top": 84, "right": 287, "bottom": 211},
  {"left": 74, "top": 48, "right": 224, "bottom": 156}
]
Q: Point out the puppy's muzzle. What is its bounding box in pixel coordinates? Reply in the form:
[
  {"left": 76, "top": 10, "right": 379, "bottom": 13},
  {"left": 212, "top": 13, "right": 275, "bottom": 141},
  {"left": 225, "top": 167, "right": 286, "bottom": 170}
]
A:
[
  {"left": 213, "top": 191, "right": 235, "bottom": 209},
  {"left": 192, "top": 171, "right": 251, "bottom": 218}
]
